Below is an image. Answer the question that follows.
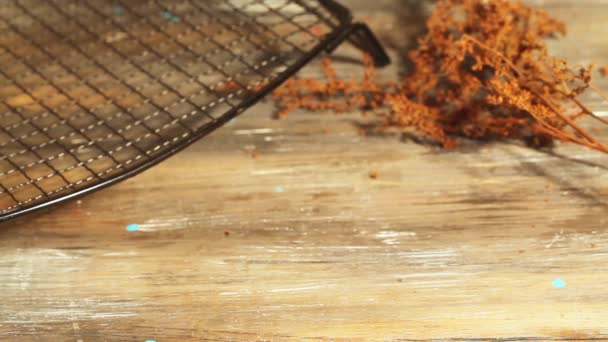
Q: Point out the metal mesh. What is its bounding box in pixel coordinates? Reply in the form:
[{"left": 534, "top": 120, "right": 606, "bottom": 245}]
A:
[
  {"left": 0, "top": 0, "right": 344, "bottom": 219},
  {"left": 0, "top": 0, "right": 390, "bottom": 221}
]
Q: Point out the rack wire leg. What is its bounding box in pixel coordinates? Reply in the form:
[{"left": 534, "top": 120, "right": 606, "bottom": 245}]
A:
[
  {"left": 348, "top": 23, "right": 391, "bottom": 67},
  {"left": 324, "top": 23, "right": 391, "bottom": 67}
]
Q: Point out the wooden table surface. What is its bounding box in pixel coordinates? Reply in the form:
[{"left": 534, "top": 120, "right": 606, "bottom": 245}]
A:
[{"left": 3, "top": 1, "right": 608, "bottom": 341}]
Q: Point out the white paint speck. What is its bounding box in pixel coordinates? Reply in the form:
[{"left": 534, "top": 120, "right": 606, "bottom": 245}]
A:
[{"left": 234, "top": 128, "right": 276, "bottom": 135}]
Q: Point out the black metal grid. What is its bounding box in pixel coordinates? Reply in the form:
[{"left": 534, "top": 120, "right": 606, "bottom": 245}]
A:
[{"left": 0, "top": 0, "right": 389, "bottom": 222}]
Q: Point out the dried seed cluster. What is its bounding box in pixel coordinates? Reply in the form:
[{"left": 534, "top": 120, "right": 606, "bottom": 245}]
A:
[{"left": 274, "top": 0, "right": 608, "bottom": 152}]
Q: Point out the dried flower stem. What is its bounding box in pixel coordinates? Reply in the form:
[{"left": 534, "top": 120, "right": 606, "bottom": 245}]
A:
[{"left": 274, "top": 0, "right": 608, "bottom": 153}]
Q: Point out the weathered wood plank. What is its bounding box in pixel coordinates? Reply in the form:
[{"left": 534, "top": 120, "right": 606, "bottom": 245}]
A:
[{"left": 2, "top": 1, "right": 608, "bottom": 340}]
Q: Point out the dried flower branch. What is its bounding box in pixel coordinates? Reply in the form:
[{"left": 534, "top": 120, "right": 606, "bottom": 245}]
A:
[{"left": 273, "top": 0, "right": 608, "bottom": 153}]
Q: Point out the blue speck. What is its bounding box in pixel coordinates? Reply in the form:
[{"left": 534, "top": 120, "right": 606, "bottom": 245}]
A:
[
  {"left": 161, "top": 11, "right": 180, "bottom": 23},
  {"left": 275, "top": 186, "right": 285, "bottom": 193},
  {"left": 112, "top": 6, "right": 124, "bottom": 15},
  {"left": 552, "top": 278, "right": 566, "bottom": 288},
  {"left": 126, "top": 223, "right": 140, "bottom": 232},
  {"left": 145, "top": 340, "right": 157, "bottom": 342}
]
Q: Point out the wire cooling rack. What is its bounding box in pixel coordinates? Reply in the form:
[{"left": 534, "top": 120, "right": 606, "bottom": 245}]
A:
[{"left": 0, "top": 0, "right": 389, "bottom": 222}]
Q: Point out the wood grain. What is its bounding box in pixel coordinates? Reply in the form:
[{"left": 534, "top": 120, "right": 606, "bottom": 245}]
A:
[{"left": 3, "top": 1, "right": 608, "bottom": 340}]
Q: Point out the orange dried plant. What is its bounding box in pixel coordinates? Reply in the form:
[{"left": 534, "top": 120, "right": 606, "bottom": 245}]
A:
[{"left": 273, "top": 0, "right": 608, "bottom": 152}]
